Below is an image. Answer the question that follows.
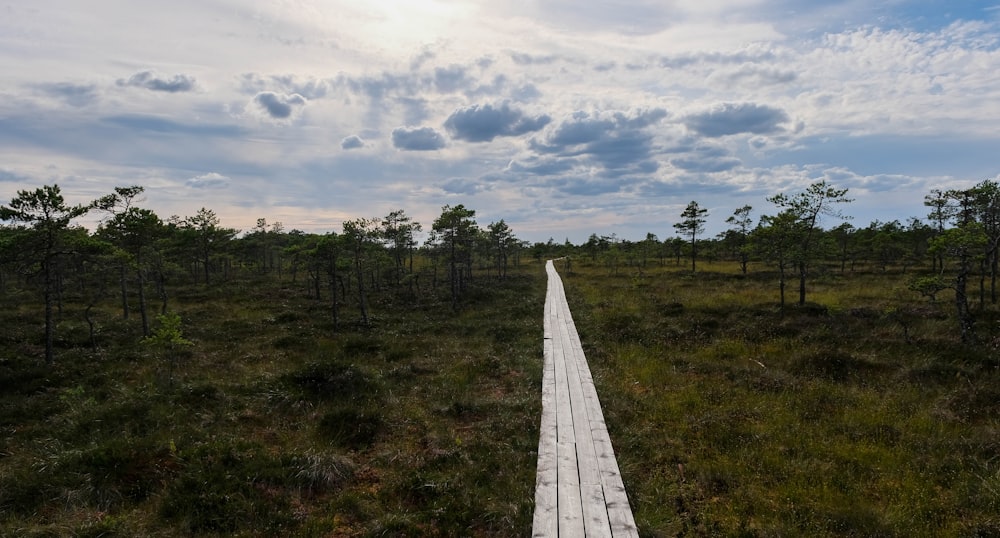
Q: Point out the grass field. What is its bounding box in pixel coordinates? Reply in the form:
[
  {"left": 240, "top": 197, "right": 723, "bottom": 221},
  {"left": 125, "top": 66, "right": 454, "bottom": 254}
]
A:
[
  {"left": 2, "top": 258, "right": 999, "bottom": 536},
  {"left": 562, "top": 259, "right": 1000, "bottom": 537},
  {"left": 0, "top": 267, "right": 544, "bottom": 536}
]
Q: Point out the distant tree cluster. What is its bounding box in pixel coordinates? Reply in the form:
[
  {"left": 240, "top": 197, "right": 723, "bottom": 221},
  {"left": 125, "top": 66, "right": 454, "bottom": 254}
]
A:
[
  {"left": 0, "top": 186, "right": 526, "bottom": 363},
  {"left": 4, "top": 178, "right": 1000, "bottom": 359},
  {"left": 531, "top": 179, "right": 1000, "bottom": 344}
]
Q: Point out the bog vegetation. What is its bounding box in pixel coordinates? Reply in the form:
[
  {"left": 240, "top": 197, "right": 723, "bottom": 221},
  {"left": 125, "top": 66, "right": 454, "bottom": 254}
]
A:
[{"left": 1, "top": 180, "right": 999, "bottom": 536}]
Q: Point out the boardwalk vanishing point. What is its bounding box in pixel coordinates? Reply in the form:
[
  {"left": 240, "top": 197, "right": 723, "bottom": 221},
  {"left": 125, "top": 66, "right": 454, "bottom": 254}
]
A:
[{"left": 532, "top": 260, "right": 639, "bottom": 537}]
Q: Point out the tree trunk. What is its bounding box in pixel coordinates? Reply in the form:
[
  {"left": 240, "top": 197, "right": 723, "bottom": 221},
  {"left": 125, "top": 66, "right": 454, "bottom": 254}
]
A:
[
  {"left": 43, "top": 259, "right": 54, "bottom": 364},
  {"left": 138, "top": 266, "right": 149, "bottom": 337},
  {"left": 449, "top": 238, "right": 458, "bottom": 310},
  {"left": 85, "top": 303, "right": 97, "bottom": 350},
  {"left": 956, "top": 263, "right": 976, "bottom": 344},
  {"left": 118, "top": 264, "right": 129, "bottom": 319},
  {"left": 778, "top": 262, "right": 786, "bottom": 316},
  {"left": 992, "top": 245, "right": 999, "bottom": 304},
  {"left": 202, "top": 248, "right": 210, "bottom": 285},
  {"left": 355, "top": 250, "right": 369, "bottom": 327},
  {"left": 979, "top": 259, "right": 987, "bottom": 309},
  {"left": 690, "top": 233, "right": 696, "bottom": 273},
  {"left": 798, "top": 261, "right": 807, "bottom": 306},
  {"left": 328, "top": 253, "right": 339, "bottom": 331},
  {"left": 157, "top": 270, "right": 168, "bottom": 315}
]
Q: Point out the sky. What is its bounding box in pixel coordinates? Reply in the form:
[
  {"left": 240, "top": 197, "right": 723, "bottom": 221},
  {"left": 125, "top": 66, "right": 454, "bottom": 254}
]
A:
[{"left": 2, "top": 0, "right": 999, "bottom": 243}]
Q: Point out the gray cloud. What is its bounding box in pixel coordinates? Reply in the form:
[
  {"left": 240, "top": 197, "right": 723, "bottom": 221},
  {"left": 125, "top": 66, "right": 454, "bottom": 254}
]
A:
[
  {"left": 658, "top": 50, "right": 779, "bottom": 70},
  {"left": 444, "top": 102, "right": 551, "bottom": 142},
  {"left": 670, "top": 142, "right": 743, "bottom": 174},
  {"left": 398, "top": 96, "right": 430, "bottom": 125},
  {"left": 117, "top": 70, "right": 196, "bottom": 92},
  {"left": 434, "top": 65, "right": 471, "bottom": 93},
  {"left": 531, "top": 108, "right": 668, "bottom": 172},
  {"left": 237, "top": 73, "right": 330, "bottom": 99},
  {"left": 36, "top": 82, "right": 99, "bottom": 107},
  {"left": 0, "top": 168, "right": 28, "bottom": 183},
  {"left": 670, "top": 155, "right": 741, "bottom": 173},
  {"left": 391, "top": 126, "right": 446, "bottom": 151},
  {"left": 467, "top": 74, "right": 509, "bottom": 98},
  {"left": 343, "top": 72, "right": 421, "bottom": 101},
  {"left": 341, "top": 135, "right": 365, "bottom": 150},
  {"left": 546, "top": 176, "right": 637, "bottom": 196},
  {"left": 410, "top": 48, "right": 437, "bottom": 70},
  {"left": 441, "top": 177, "right": 492, "bottom": 195},
  {"left": 684, "top": 103, "right": 789, "bottom": 137},
  {"left": 254, "top": 92, "right": 306, "bottom": 119},
  {"left": 102, "top": 114, "right": 245, "bottom": 137},
  {"left": 511, "top": 84, "right": 542, "bottom": 102},
  {"left": 722, "top": 65, "right": 798, "bottom": 86},
  {"left": 506, "top": 156, "right": 578, "bottom": 177},
  {"left": 509, "top": 52, "right": 560, "bottom": 65}
]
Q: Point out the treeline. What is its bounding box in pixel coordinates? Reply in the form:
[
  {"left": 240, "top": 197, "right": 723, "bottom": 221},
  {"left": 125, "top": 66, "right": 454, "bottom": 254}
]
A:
[
  {"left": 0, "top": 185, "right": 525, "bottom": 363},
  {"left": 527, "top": 179, "right": 1000, "bottom": 345},
  {"left": 4, "top": 178, "right": 1000, "bottom": 361}
]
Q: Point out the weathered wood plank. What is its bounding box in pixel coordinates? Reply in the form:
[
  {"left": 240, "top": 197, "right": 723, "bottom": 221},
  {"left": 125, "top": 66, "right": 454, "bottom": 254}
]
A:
[
  {"left": 581, "top": 484, "right": 613, "bottom": 538},
  {"left": 553, "top": 338, "right": 575, "bottom": 446},
  {"left": 557, "top": 441, "right": 585, "bottom": 537},
  {"left": 533, "top": 260, "right": 638, "bottom": 538},
  {"left": 532, "top": 337, "right": 558, "bottom": 536}
]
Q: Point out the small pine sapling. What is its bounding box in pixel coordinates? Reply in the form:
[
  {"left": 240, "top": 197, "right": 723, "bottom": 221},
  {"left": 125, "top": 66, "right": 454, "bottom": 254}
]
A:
[{"left": 142, "top": 312, "right": 193, "bottom": 387}]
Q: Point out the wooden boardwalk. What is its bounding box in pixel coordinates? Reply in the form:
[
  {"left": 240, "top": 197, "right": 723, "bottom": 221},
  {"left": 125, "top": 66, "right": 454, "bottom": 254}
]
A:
[{"left": 532, "top": 260, "right": 639, "bottom": 537}]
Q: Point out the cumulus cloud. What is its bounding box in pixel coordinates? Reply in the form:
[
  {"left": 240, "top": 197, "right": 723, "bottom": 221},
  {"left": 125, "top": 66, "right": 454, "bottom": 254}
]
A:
[
  {"left": 684, "top": 103, "right": 790, "bottom": 137},
  {"left": 253, "top": 92, "right": 306, "bottom": 119},
  {"left": 529, "top": 108, "right": 668, "bottom": 173},
  {"left": 341, "top": 135, "right": 365, "bottom": 150},
  {"left": 444, "top": 102, "right": 551, "bottom": 143},
  {"left": 391, "top": 126, "right": 446, "bottom": 151},
  {"left": 117, "top": 71, "right": 196, "bottom": 92},
  {"left": 186, "top": 172, "right": 230, "bottom": 189}
]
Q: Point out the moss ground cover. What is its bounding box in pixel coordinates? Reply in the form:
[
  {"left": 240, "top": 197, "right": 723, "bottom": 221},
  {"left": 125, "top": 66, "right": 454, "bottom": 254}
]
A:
[
  {"left": 3, "top": 257, "right": 1000, "bottom": 536},
  {"left": 563, "top": 259, "right": 1000, "bottom": 537},
  {"left": 0, "top": 266, "right": 544, "bottom": 536}
]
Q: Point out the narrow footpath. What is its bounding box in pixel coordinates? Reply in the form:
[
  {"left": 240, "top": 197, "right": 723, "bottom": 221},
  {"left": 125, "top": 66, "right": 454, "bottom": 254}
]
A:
[{"left": 532, "top": 260, "right": 639, "bottom": 538}]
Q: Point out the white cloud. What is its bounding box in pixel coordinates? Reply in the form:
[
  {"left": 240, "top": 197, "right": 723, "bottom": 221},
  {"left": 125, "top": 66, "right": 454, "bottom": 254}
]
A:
[{"left": 186, "top": 172, "right": 230, "bottom": 189}]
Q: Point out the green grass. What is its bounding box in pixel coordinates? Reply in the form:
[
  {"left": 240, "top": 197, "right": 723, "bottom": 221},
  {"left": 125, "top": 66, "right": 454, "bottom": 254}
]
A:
[
  {"left": 4, "top": 258, "right": 1000, "bottom": 536},
  {"left": 0, "top": 267, "right": 544, "bottom": 536},
  {"left": 565, "top": 260, "right": 1000, "bottom": 537}
]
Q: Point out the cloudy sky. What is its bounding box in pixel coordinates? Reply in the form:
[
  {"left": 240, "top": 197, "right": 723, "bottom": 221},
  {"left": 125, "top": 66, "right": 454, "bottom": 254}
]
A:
[{"left": 2, "top": 1, "right": 999, "bottom": 242}]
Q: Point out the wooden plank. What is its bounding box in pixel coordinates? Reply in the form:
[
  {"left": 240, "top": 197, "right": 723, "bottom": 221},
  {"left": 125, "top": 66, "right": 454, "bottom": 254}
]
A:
[
  {"left": 552, "top": 328, "right": 575, "bottom": 446},
  {"left": 581, "top": 484, "right": 613, "bottom": 538},
  {"left": 534, "top": 260, "right": 638, "bottom": 537},
  {"left": 608, "top": 508, "right": 641, "bottom": 538},
  {"left": 531, "top": 444, "right": 558, "bottom": 538},
  {"left": 557, "top": 441, "right": 585, "bottom": 537},
  {"left": 533, "top": 276, "right": 559, "bottom": 538},
  {"left": 561, "top": 320, "right": 602, "bottom": 488}
]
